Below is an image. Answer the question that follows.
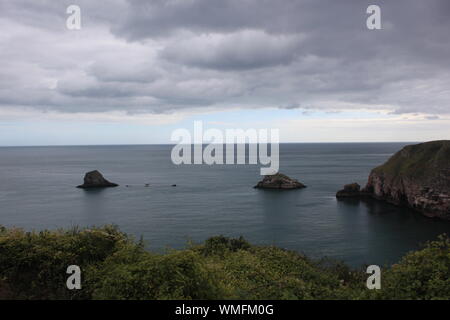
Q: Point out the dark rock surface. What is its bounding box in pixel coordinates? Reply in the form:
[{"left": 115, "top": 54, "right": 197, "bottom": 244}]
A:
[
  {"left": 77, "top": 170, "right": 118, "bottom": 189},
  {"left": 336, "top": 183, "right": 363, "bottom": 198},
  {"left": 254, "top": 173, "right": 306, "bottom": 189}
]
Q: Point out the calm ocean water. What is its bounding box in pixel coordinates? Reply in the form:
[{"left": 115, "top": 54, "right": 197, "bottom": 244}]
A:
[{"left": 0, "top": 143, "right": 449, "bottom": 266}]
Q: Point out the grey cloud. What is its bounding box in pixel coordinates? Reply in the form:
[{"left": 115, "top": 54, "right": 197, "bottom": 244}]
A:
[
  {"left": 160, "top": 30, "right": 304, "bottom": 70},
  {"left": 0, "top": 0, "right": 450, "bottom": 116},
  {"left": 88, "top": 60, "right": 161, "bottom": 84}
]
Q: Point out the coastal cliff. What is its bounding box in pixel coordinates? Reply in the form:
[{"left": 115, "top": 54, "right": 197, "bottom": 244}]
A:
[{"left": 362, "top": 141, "right": 450, "bottom": 219}]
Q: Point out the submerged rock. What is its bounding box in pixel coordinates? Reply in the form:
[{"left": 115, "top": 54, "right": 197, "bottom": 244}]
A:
[
  {"left": 77, "top": 170, "right": 118, "bottom": 189},
  {"left": 338, "top": 141, "right": 450, "bottom": 220},
  {"left": 254, "top": 172, "right": 306, "bottom": 189}
]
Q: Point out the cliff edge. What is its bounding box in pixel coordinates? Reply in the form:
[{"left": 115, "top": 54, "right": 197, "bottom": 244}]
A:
[{"left": 362, "top": 140, "right": 450, "bottom": 219}]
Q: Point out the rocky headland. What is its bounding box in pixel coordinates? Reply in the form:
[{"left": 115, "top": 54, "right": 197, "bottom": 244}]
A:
[
  {"left": 77, "top": 170, "right": 119, "bottom": 189},
  {"left": 254, "top": 172, "right": 306, "bottom": 189},
  {"left": 337, "top": 140, "right": 450, "bottom": 220}
]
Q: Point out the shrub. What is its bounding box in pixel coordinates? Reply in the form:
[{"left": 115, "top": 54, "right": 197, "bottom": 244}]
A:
[
  {"left": 365, "top": 234, "right": 449, "bottom": 300},
  {"left": 0, "top": 225, "right": 448, "bottom": 300},
  {"left": 0, "top": 225, "right": 128, "bottom": 299},
  {"left": 90, "top": 249, "right": 225, "bottom": 299}
]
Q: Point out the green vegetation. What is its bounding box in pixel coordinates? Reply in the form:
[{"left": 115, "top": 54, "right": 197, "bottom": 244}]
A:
[
  {"left": 372, "top": 140, "right": 450, "bottom": 180},
  {"left": 0, "top": 225, "right": 448, "bottom": 300}
]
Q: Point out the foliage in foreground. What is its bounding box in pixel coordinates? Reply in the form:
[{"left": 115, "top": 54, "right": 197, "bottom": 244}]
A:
[{"left": 0, "top": 225, "right": 448, "bottom": 300}]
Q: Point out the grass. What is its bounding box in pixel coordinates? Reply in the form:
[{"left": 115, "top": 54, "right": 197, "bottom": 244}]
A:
[{"left": 372, "top": 140, "right": 450, "bottom": 180}]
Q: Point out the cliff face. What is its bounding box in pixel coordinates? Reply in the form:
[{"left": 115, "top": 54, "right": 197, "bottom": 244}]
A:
[{"left": 362, "top": 141, "right": 450, "bottom": 220}]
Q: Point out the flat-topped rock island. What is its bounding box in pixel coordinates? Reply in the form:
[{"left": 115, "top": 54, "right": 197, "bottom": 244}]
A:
[{"left": 254, "top": 172, "right": 306, "bottom": 190}]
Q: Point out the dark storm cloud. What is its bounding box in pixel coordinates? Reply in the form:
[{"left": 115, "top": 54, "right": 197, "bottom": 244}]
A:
[
  {"left": 0, "top": 0, "right": 449, "bottom": 115},
  {"left": 160, "top": 30, "right": 305, "bottom": 70},
  {"left": 113, "top": 0, "right": 366, "bottom": 39}
]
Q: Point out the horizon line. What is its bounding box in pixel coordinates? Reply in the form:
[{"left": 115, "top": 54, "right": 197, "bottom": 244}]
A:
[{"left": 0, "top": 141, "right": 425, "bottom": 148}]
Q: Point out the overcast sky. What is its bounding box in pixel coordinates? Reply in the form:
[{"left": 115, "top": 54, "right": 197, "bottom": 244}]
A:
[{"left": 0, "top": 0, "right": 449, "bottom": 145}]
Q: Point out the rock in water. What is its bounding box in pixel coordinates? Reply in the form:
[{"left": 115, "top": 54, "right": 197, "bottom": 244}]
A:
[
  {"left": 254, "top": 173, "right": 306, "bottom": 189},
  {"left": 341, "top": 141, "right": 450, "bottom": 220},
  {"left": 336, "top": 183, "right": 362, "bottom": 198},
  {"left": 77, "top": 170, "right": 119, "bottom": 189}
]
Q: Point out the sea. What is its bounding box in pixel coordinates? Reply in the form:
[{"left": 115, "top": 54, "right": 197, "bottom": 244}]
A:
[{"left": 0, "top": 143, "right": 449, "bottom": 267}]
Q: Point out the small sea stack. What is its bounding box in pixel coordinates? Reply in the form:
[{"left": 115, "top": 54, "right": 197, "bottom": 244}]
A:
[
  {"left": 336, "top": 183, "right": 364, "bottom": 198},
  {"left": 254, "top": 172, "right": 306, "bottom": 190},
  {"left": 76, "top": 170, "right": 119, "bottom": 189}
]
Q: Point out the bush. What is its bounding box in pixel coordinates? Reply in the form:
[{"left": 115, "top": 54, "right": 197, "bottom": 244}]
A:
[
  {"left": 90, "top": 249, "right": 225, "bottom": 299},
  {"left": 0, "top": 225, "right": 128, "bottom": 299},
  {"left": 0, "top": 225, "right": 448, "bottom": 300},
  {"left": 200, "top": 235, "right": 251, "bottom": 256},
  {"left": 365, "top": 234, "right": 450, "bottom": 300}
]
